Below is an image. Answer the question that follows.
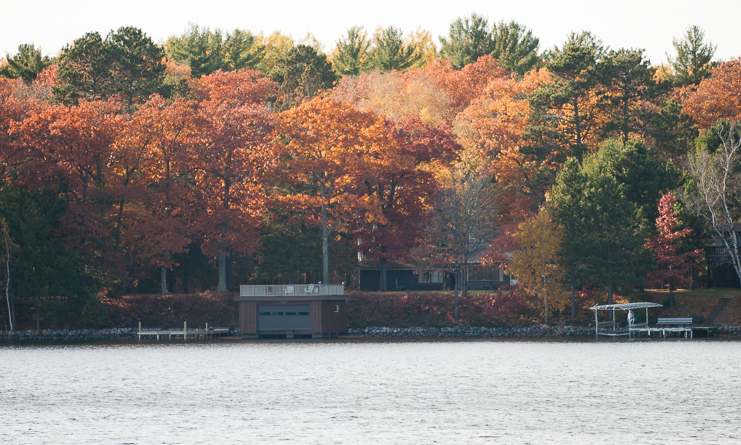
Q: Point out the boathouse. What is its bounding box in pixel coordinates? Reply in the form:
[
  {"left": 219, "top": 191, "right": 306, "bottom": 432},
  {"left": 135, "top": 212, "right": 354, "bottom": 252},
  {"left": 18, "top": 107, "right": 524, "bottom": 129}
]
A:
[{"left": 234, "top": 284, "right": 347, "bottom": 339}]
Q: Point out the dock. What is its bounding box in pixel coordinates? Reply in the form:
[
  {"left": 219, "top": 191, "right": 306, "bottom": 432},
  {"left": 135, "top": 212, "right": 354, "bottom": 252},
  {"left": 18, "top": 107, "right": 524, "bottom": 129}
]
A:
[{"left": 136, "top": 322, "right": 231, "bottom": 340}]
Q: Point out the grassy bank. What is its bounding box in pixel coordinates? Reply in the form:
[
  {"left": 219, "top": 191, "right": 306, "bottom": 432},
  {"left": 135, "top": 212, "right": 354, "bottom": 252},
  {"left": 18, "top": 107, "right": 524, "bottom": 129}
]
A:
[{"left": 632, "top": 289, "right": 741, "bottom": 324}]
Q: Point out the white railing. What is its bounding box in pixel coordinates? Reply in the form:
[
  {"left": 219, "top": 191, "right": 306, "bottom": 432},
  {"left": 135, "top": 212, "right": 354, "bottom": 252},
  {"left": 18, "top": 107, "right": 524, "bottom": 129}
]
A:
[{"left": 239, "top": 284, "right": 344, "bottom": 297}]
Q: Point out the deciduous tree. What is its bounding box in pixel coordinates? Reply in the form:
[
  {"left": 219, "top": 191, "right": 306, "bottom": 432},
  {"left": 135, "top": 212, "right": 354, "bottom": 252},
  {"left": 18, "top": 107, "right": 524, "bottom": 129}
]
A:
[
  {"left": 686, "top": 120, "right": 741, "bottom": 285},
  {"left": 509, "top": 208, "right": 567, "bottom": 323},
  {"left": 682, "top": 59, "right": 741, "bottom": 129},
  {"left": 645, "top": 193, "right": 702, "bottom": 308},
  {"left": 190, "top": 70, "right": 278, "bottom": 291},
  {"left": 278, "top": 97, "right": 389, "bottom": 284},
  {"left": 355, "top": 116, "right": 460, "bottom": 290}
]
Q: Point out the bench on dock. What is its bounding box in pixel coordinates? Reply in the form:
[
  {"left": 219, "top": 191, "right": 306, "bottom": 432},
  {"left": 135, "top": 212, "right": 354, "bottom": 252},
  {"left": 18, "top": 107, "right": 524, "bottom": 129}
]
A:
[{"left": 656, "top": 318, "right": 693, "bottom": 327}]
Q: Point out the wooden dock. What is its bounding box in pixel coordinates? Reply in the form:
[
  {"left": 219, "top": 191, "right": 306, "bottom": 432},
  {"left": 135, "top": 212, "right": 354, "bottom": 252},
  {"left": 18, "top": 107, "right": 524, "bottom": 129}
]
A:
[{"left": 136, "top": 322, "right": 230, "bottom": 341}]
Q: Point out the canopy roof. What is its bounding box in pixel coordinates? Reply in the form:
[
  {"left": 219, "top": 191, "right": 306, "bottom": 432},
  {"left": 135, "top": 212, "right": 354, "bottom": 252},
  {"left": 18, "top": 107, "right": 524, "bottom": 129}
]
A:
[{"left": 590, "top": 302, "right": 663, "bottom": 311}]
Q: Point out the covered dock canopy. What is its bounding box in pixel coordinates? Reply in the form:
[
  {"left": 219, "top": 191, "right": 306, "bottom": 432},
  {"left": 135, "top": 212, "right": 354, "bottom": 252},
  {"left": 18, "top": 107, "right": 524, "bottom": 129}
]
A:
[{"left": 590, "top": 302, "right": 663, "bottom": 338}]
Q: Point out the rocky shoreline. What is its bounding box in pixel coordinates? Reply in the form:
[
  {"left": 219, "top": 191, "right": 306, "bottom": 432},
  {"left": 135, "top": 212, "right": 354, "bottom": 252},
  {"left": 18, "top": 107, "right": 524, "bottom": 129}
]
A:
[
  {"left": 347, "top": 326, "right": 595, "bottom": 338},
  {"left": 2, "top": 325, "right": 740, "bottom": 343},
  {"left": 0, "top": 328, "right": 139, "bottom": 343}
]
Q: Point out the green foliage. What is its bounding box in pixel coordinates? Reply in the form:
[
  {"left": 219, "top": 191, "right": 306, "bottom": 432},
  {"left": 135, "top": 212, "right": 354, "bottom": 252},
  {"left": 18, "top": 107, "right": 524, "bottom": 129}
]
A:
[
  {"left": 597, "top": 48, "right": 656, "bottom": 143},
  {"left": 333, "top": 26, "right": 371, "bottom": 75},
  {"left": 695, "top": 120, "right": 738, "bottom": 155},
  {"left": 551, "top": 148, "right": 653, "bottom": 303},
  {"left": 491, "top": 20, "right": 540, "bottom": 75},
  {"left": 53, "top": 27, "right": 165, "bottom": 108},
  {"left": 585, "top": 138, "right": 679, "bottom": 225},
  {"left": 439, "top": 13, "right": 493, "bottom": 70},
  {"left": 545, "top": 31, "right": 603, "bottom": 79},
  {"left": 165, "top": 24, "right": 264, "bottom": 77},
  {"left": 0, "top": 183, "right": 108, "bottom": 329},
  {"left": 529, "top": 31, "right": 604, "bottom": 163},
  {"left": 370, "top": 26, "right": 422, "bottom": 73},
  {"left": 251, "top": 219, "right": 323, "bottom": 284},
  {"left": 667, "top": 25, "right": 717, "bottom": 87},
  {"left": 0, "top": 44, "right": 52, "bottom": 82},
  {"left": 270, "top": 44, "right": 337, "bottom": 110},
  {"left": 645, "top": 99, "right": 699, "bottom": 159},
  {"left": 106, "top": 26, "right": 167, "bottom": 108}
]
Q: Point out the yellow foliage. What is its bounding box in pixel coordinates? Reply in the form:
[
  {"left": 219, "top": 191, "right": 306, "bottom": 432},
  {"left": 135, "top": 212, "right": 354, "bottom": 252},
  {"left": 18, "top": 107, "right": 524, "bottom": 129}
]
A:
[
  {"left": 509, "top": 208, "right": 569, "bottom": 321},
  {"left": 255, "top": 31, "right": 294, "bottom": 72}
]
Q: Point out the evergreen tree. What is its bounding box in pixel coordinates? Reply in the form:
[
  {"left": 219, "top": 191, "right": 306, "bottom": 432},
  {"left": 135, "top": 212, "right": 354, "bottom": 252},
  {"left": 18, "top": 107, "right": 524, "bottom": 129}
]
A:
[
  {"left": 528, "top": 31, "right": 604, "bottom": 164},
  {"left": 106, "top": 26, "right": 167, "bottom": 109},
  {"left": 166, "top": 24, "right": 264, "bottom": 77},
  {"left": 0, "top": 44, "right": 52, "bottom": 82},
  {"left": 332, "top": 26, "right": 371, "bottom": 76},
  {"left": 491, "top": 20, "right": 540, "bottom": 75},
  {"left": 53, "top": 31, "right": 111, "bottom": 104},
  {"left": 223, "top": 29, "right": 265, "bottom": 71},
  {"left": 585, "top": 138, "right": 679, "bottom": 226},
  {"left": 270, "top": 44, "right": 338, "bottom": 110},
  {"left": 551, "top": 156, "right": 650, "bottom": 305},
  {"left": 369, "top": 26, "right": 422, "bottom": 73},
  {"left": 667, "top": 25, "right": 716, "bottom": 87},
  {"left": 439, "top": 14, "right": 493, "bottom": 70},
  {"left": 597, "top": 48, "right": 656, "bottom": 144},
  {"left": 54, "top": 27, "right": 165, "bottom": 107}
]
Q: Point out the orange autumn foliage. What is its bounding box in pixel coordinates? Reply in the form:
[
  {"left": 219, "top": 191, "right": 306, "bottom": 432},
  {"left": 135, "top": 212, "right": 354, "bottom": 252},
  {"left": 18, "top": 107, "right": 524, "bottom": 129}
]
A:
[
  {"left": 333, "top": 56, "right": 507, "bottom": 126},
  {"left": 682, "top": 58, "right": 741, "bottom": 129}
]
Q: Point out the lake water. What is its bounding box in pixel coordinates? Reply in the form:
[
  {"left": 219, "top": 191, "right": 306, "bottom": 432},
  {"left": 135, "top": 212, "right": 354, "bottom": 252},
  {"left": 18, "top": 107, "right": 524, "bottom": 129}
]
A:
[{"left": 1, "top": 339, "right": 740, "bottom": 444}]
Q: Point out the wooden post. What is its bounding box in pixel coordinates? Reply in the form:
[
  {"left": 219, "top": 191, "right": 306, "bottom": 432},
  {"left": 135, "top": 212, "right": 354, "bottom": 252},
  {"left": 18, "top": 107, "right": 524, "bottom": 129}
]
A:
[
  {"left": 138, "top": 322, "right": 141, "bottom": 341},
  {"left": 594, "top": 309, "right": 599, "bottom": 339},
  {"left": 184, "top": 321, "right": 187, "bottom": 341}
]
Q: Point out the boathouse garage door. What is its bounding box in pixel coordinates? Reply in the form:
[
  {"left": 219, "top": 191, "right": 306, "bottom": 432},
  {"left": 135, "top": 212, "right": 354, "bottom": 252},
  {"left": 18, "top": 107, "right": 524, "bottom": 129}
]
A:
[{"left": 257, "top": 305, "right": 311, "bottom": 331}]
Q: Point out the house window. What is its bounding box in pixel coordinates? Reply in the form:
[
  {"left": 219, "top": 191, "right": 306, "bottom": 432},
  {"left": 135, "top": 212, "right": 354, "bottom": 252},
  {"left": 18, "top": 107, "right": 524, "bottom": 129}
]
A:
[{"left": 418, "top": 271, "right": 443, "bottom": 283}]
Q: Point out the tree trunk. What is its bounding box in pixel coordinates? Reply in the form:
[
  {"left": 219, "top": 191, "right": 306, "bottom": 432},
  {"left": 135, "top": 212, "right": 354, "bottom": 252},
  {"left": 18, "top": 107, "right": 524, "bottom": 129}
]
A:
[
  {"left": 379, "top": 257, "right": 387, "bottom": 291},
  {"left": 218, "top": 254, "right": 228, "bottom": 292},
  {"left": 454, "top": 270, "right": 460, "bottom": 321},
  {"left": 571, "top": 284, "right": 576, "bottom": 319},
  {"left": 461, "top": 266, "right": 468, "bottom": 299},
  {"left": 321, "top": 186, "right": 330, "bottom": 285},
  {"left": 218, "top": 221, "right": 229, "bottom": 292},
  {"left": 161, "top": 266, "right": 169, "bottom": 295},
  {"left": 5, "top": 240, "right": 12, "bottom": 332},
  {"left": 607, "top": 281, "right": 614, "bottom": 328}
]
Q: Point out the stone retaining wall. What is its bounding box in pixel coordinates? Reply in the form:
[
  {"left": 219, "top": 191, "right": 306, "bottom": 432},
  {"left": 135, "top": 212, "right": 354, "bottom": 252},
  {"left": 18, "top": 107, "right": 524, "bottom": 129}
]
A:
[
  {"left": 0, "top": 328, "right": 138, "bottom": 343},
  {"left": 347, "top": 326, "right": 595, "bottom": 338},
  {"left": 2, "top": 325, "right": 740, "bottom": 342}
]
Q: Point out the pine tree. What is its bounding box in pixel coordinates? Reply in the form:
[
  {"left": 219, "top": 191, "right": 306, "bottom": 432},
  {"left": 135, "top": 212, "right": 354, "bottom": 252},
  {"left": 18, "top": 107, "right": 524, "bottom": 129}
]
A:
[
  {"left": 0, "top": 44, "right": 52, "bottom": 82},
  {"left": 333, "top": 26, "right": 371, "bottom": 75},
  {"left": 370, "top": 26, "right": 422, "bottom": 73},
  {"left": 491, "top": 21, "right": 540, "bottom": 75},
  {"left": 439, "top": 14, "right": 493, "bottom": 70},
  {"left": 667, "top": 25, "right": 716, "bottom": 87}
]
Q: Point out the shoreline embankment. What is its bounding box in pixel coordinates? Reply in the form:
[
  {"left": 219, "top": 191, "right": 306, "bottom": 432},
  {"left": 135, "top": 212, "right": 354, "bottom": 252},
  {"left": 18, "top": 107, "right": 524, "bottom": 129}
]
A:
[{"left": 2, "top": 325, "right": 741, "bottom": 343}]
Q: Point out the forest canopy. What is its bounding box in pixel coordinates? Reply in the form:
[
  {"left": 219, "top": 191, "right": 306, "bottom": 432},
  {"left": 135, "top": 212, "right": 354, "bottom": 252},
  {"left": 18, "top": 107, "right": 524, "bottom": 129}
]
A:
[{"left": 1, "top": 18, "right": 739, "bottom": 328}]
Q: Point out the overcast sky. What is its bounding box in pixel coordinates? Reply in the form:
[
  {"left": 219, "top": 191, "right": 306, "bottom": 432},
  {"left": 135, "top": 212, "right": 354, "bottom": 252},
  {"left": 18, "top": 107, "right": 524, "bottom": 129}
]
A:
[{"left": 3, "top": 0, "right": 740, "bottom": 66}]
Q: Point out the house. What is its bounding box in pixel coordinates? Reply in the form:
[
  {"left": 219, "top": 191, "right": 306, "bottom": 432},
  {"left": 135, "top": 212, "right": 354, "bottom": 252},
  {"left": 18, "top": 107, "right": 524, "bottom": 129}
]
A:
[
  {"left": 358, "top": 263, "right": 512, "bottom": 292},
  {"left": 705, "top": 223, "right": 741, "bottom": 288}
]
